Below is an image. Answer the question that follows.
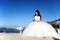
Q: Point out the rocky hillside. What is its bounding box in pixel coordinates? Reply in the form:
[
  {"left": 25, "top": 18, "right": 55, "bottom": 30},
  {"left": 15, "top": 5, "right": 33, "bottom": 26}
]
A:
[{"left": 47, "top": 19, "right": 60, "bottom": 28}]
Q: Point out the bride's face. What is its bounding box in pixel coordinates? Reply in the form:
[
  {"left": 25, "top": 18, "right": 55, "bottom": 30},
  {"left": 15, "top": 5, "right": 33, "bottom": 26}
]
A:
[{"left": 35, "top": 12, "right": 38, "bottom": 16}]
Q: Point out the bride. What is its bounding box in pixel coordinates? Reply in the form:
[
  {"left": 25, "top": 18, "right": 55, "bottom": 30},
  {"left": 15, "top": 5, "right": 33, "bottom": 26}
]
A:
[{"left": 23, "top": 10, "right": 59, "bottom": 38}]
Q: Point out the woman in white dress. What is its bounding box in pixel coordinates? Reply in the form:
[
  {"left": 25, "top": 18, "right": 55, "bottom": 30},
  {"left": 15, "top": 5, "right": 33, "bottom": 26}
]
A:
[{"left": 23, "top": 10, "right": 59, "bottom": 39}]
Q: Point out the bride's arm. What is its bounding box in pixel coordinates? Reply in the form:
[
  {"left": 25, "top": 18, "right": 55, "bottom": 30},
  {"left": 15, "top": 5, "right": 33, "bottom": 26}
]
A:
[
  {"left": 40, "top": 18, "right": 42, "bottom": 21},
  {"left": 32, "top": 17, "right": 35, "bottom": 22}
]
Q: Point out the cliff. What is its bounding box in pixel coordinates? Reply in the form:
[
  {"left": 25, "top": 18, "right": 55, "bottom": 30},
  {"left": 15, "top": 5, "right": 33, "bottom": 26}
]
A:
[{"left": 47, "top": 19, "right": 60, "bottom": 28}]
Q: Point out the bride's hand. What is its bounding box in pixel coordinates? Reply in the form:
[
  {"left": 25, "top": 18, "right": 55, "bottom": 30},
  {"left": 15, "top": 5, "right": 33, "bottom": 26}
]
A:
[{"left": 33, "top": 19, "right": 35, "bottom": 22}]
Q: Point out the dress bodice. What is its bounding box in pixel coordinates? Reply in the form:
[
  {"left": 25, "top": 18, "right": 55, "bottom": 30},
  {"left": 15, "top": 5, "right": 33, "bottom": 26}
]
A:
[{"left": 34, "top": 16, "right": 40, "bottom": 21}]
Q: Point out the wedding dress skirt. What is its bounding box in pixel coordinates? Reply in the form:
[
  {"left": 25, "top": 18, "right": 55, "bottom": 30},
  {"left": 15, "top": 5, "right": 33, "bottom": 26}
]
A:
[{"left": 23, "top": 22, "right": 58, "bottom": 37}]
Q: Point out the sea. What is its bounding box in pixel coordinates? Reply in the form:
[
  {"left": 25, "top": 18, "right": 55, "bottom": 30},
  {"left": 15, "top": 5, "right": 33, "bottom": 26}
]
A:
[{"left": 0, "top": 27, "right": 23, "bottom": 33}]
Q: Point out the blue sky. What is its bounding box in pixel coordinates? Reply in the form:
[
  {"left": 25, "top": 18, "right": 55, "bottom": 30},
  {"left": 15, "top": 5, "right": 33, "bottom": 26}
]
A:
[{"left": 0, "top": 0, "right": 60, "bottom": 27}]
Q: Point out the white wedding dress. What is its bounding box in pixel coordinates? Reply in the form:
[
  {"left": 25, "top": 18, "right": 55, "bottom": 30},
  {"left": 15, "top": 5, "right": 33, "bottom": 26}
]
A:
[{"left": 23, "top": 16, "right": 58, "bottom": 38}]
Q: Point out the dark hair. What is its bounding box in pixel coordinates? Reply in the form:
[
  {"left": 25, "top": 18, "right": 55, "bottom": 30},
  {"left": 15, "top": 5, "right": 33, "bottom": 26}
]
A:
[{"left": 34, "top": 10, "right": 41, "bottom": 18}]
